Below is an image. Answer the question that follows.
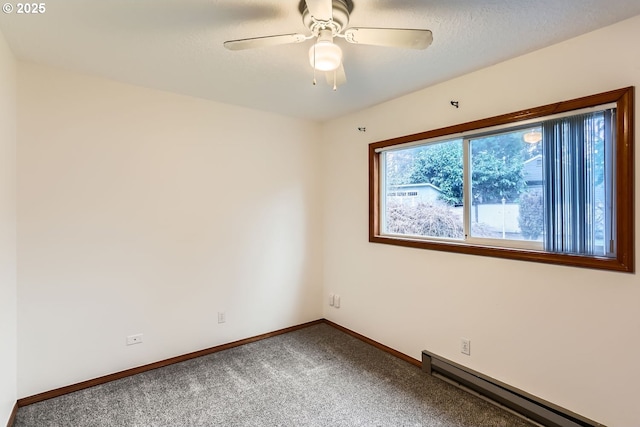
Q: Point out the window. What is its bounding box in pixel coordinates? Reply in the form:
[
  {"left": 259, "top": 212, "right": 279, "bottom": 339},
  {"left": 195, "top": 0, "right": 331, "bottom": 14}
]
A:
[{"left": 369, "top": 87, "right": 634, "bottom": 272}]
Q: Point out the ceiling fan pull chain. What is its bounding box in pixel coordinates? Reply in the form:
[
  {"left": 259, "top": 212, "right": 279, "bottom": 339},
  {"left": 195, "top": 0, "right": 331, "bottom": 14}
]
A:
[
  {"left": 333, "top": 70, "right": 337, "bottom": 91},
  {"left": 312, "top": 43, "right": 317, "bottom": 85}
]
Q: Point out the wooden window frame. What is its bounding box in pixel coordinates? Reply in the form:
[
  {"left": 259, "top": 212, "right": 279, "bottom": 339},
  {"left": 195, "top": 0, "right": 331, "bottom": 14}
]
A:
[{"left": 369, "top": 87, "right": 635, "bottom": 272}]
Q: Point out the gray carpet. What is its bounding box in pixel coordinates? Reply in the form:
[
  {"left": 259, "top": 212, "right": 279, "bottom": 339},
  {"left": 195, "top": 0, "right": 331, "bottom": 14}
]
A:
[{"left": 15, "top": 323, "right": 534, "bottom": 426}]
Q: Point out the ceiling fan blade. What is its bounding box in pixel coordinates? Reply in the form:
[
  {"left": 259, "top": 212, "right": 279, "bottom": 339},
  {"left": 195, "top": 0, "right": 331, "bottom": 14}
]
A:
[
  {"left": 344, "top": 28, "right": 433, "bottom": 49},
  {"left": 305, "top": 0, "right": 333, "bottom": 21},
  {"left": 224, "top": 33, "right": 307, "bottom": 51},
  {"left": 325, "top": 63, "right": 346, "bottom": 90}
]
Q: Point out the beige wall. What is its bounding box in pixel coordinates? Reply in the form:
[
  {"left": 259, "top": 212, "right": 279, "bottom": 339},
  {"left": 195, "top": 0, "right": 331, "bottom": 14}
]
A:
[
  {"left": 0, "top": 28, "right": 17, "bottom": 425},
  {"left": 321, "top": 15, "right": 640, "bottom": 427},
  {"left": 16, "top": 63, "right": 323, "bottom": 397}
]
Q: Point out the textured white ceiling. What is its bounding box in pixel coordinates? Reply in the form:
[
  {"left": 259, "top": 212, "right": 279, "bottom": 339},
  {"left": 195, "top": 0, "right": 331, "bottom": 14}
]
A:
[{"left": 1, "top": 0, "right": 640, "bottom": 121}]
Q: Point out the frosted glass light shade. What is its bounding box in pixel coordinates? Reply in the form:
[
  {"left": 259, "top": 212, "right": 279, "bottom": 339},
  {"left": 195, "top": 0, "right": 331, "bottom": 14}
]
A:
[{"left": 309, "top": 41, "right": 342, "bottom": 71}]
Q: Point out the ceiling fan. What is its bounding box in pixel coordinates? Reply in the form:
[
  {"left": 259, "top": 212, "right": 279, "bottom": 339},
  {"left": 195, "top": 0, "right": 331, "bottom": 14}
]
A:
[{"left": 223, "top": 0, "right": 433, "bottom": 90}]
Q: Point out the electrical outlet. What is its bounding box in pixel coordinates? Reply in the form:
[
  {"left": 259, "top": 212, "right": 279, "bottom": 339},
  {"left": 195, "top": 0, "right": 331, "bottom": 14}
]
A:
[
  {"left": 461, "top": 338, "right": 471, "bottom": 355},
  {"left": 218, "top": 312, "right": 226, "bottom": 324},
  {"left": 329, "top": 294, "right": 335, "bottom": 306},
  {"left": 126, "top": 334, "right": 143, "bottom": 346},
  {"left": 334, "top": 294, "right": 340, "bottom": 308}
]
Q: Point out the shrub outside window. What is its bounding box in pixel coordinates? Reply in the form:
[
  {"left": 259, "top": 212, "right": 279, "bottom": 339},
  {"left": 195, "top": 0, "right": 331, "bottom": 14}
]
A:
[{"left": 369, "top": 88, "right": 634, "bottom": 272}]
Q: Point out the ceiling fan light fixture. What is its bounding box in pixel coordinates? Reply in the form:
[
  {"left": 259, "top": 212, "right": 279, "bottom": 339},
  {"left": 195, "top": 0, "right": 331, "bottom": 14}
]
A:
[
  {"left": 224, "top": 0, "right": 434, "bottom": 89},
  {"left": 309, "top": 40, "right": 342, "bottom": 71}
]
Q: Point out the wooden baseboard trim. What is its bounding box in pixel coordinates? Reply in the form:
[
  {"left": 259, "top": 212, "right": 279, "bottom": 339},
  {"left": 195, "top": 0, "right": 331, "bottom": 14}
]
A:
[
  {"left": 323, "top": 320, "right": 421, "bottom": 368},
  {"left": 6, "top": 402, "right": 17, "bottom": 427},
  {"left": 17, "top": 318, "right": 418, "bottom": 409},
  {"left": 17, "top": 319, "right": 324, "bottom": 407}
]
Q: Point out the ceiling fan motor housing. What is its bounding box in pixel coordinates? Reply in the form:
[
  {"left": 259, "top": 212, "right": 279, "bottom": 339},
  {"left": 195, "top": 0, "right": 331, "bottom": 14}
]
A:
[{"left": 302, "top": 0, "right": 350, "bottom": 35}]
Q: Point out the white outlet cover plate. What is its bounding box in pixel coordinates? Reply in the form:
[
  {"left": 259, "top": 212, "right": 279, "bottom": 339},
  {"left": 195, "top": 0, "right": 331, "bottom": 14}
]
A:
[{"left": 461, "top": 338, "right": 471, "bottom": 355}]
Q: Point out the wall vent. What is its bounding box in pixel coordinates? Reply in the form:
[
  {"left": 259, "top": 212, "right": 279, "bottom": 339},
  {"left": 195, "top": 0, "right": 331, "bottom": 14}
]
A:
[{"left": 422, "top": 350, "right": 605, "bottom": 427}]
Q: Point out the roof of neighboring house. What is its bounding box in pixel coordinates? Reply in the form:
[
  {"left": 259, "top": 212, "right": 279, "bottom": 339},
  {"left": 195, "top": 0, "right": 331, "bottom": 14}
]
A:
[{"left": 389, "top": 183, "right": 442, "bottom": 192}]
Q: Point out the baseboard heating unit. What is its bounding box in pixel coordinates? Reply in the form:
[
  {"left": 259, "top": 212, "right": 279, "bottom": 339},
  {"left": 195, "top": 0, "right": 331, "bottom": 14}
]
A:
[{"left": 421, "top": 350, "right": 605, "bottom": 427}]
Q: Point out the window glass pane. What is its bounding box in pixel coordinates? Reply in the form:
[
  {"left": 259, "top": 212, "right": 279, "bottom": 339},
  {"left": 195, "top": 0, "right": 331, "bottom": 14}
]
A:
[
  {"left": 383, "top": 139, "right": 464, "bottom": 239},
  {"left": 593, "top": 111, "right": 611, "bottom": 255},
  {"left": 469, "top": 129, "right": 542, "bottom": 242}
]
